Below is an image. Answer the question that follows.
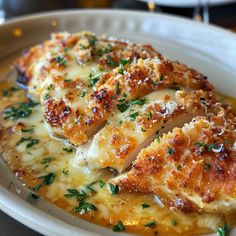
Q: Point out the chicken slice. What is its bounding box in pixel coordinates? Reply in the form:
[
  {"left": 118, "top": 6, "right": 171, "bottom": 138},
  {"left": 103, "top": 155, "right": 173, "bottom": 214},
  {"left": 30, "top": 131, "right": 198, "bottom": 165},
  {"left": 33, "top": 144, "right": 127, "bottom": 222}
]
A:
[
  {"left": 113, "top": 106, "right": 236, "bottom": 213},
  {"left": 76, "top": 89, "right": 215, "bottom": 172}
]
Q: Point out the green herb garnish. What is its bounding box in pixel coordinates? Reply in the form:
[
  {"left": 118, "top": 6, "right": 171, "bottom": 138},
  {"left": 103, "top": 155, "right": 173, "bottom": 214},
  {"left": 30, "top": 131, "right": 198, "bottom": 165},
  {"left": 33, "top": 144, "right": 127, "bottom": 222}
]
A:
[
  {"left": 62, "top": 169, "right": 69, "bottom": 175},
  {"left": 55, "top": 55, "right": 67, "bottom": 67},
  {"left": 129, "top": 112, "right": 139, "bottom": 121},
  {"left": 29, "top": 193, "right": 39, "bottom": 200},
  {"left": 141, "top": 203, "right": 150, "bottom": 209},
  {"left": 217, "top": 223, "right": 230, "bottom": 236},
  {"left": 167, "top": 147, "right": 175, "bottom": 155},
  {"left": 106, "top": 56, "right": 119, "bottom": 67},
  {"left": 117, "top": 102, "right": 130, "bottom": 113},
  {"left": 4, "top": 100, "right": 39, "bottom": 120},
  {"left": 81, "top": 90, "right": 87, "bottom": 97},
  {"left": 171, "top": 219, "right": 177, "bottom": 226},
  {"left": 115, "top": 82, "right": 119, "bottom": 95},
  {"left": 112, "top": 221, "right": 125, "bottom": 232},
  {"left": 119, "top": 59, "right": 130, "bottom": 66},
  {"left": 74, "top": 199, "right": 97, "bottom": 214},
  {"left": 63, "top": 147, "right": 73, "bottom": 153},
  {"left": 90, "top": 36, "right": 97, "bottom": 46},
  {"left": 109, "top": 183, "right": 119, "bottom": 195},
  {"left": 130, "top": 98, "right": 148, "bottom": 106},
  {"left": 41, "top": 157, "right": 55, "bottom": 168},
  {"left": 99, "top": 180, "right": 105, "bottom": 188},
  {"left": 2, "top": 86, "right": 21, "bottom": 97},
  {"left": 88, "top": 73, "right": 100, "bottom": 87},
  {"left": 32, "top": 173, "right": 56, "bottom": 191},
  {"left": 17, "top": 137, "right": 39, "bottom": 148},
  {"left": 145, "top": 221, "right": 157, "bottom": 228}
]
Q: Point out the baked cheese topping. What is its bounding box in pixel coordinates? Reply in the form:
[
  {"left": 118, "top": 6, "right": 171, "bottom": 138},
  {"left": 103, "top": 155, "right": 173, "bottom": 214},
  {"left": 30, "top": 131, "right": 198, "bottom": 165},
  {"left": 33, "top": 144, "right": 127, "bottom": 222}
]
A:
[{"left": 0, "top": 32, "right": 236, "bottom": 235}]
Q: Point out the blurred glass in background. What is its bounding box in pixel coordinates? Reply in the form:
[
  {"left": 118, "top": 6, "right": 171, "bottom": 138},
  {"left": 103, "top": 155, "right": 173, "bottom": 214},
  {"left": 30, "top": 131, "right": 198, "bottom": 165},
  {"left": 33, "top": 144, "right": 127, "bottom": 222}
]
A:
[{"left": 0, "top": 0, "right": 235, "bottom": 31}]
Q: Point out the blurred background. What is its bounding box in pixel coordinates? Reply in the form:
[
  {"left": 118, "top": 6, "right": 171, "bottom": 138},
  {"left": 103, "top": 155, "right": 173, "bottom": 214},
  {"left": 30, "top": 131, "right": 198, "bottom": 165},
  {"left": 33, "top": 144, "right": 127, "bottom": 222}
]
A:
[
  {"left": 0, "top": 0, "right": 235, "bottom": 235},
  {"left": 0, "top": 0, "right": 236, "bottom": 31}
]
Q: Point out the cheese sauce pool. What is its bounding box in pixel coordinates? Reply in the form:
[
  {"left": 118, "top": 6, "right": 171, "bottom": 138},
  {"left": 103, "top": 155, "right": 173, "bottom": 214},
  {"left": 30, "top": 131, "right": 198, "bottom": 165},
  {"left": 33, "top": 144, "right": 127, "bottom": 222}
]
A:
[{"left": 1, "top": 56, "right": 236, "bottom": 236}]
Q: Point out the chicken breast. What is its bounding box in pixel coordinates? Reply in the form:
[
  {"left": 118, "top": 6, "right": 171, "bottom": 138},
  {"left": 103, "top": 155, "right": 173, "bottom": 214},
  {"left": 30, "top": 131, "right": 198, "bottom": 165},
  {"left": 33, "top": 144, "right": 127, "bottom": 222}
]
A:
[
  {"left": 113, "top": 106, "right": 236, "bottom": 213},
  {"left": 77, "top": 89, "right": 216, "bottom": 172},
  {"left": 14, "top": 32, "right": 212, "bottom": 146}
]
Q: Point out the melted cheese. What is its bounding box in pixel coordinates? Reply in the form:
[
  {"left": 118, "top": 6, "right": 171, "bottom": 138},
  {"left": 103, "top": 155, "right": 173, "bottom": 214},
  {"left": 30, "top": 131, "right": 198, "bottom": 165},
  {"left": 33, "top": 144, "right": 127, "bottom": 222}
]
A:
[{"left": 1, "top": 56, "right": 236, "bottom": 236}]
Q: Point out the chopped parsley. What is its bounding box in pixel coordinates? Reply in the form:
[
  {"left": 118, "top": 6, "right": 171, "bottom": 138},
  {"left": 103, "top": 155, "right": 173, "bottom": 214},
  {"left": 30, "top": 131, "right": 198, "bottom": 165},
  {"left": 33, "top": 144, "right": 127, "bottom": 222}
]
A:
[
  {"left": 2, "top": 86, "right": 21, "bottom": 97},
  {"left": 115, "top": 82, "right": 120, "bottom": 95},
  {"left": 141, "top": 203, "right": 150, "bottom": 209},
  {"left": 62, "top": 169, "right": 69, "bottom": 175},
  {"left": 81, "top": 90, "right": 87, "bottom": 97},
  {"left": 118, "top": 68, "right": 124, "bottom": 75},
  {"left": 85, "top": 181, "right": 99, "bottom": 193},
  {"left": 99, "top": 180, "right": 105, "bottom": 188},
  {"left": 74, "top": 199, "right": 97, "bottom": 214},
  {"left": 217, "top": 223, "right": 229, "bottom": 236},
  {"left": 145, "top": 111, "right": 153, "bottom": 120},
  {"left": 109, "top": 183, "right": 119, "bottom": 195},
  {"left": 204, "top": 163, "right": 211, "bottom": 171},
  {"left": 129, "top": 112, "right": 139, "bottom": 121},
  {"left": 171, "top": 219, "right": 177, "bottom": 226},
  {"left": 17, "top": 137, "right": 39, "bottom": 148},
  {"left": 64, "top": 79, "right": 72, "bottom": 83},
  {"left": 64, "top": 188, "right": 87, "bottom": 200},
  {"left": 119, "top": 59, "right": 130, "bottom": 66},
  {"left": 63, "top": 147, "right": 73, "bottom": 152},
  {"left": 141, "top": 128, "right": 146, "bottom": 132},
  {"left": 145, "top": 221, "right": 157, "bottom": 228},
  {"left": 43, "top": 93, "right": 49, "bottom": 100},
  {"left": 130, "top": 98, "right": 148, "bottom": 106},
  {"left": 194, "top": 142, "right": 216, "bottom": 152},
  {"left": 21, "top": 127, "right": 34, "bottom": 133},
  {"left": 29, "top": 192, "right": 39, "bottom": 200},
  {"left": 156, "top": 137, "right": 161, "bottom": 143},
  {"left": 112, "top": 221, "right": 125, "bottom": 232},
  {"left": 106, "top": 56, "right": 119, "bottom": 67},
  {"left": 41, "top": 157, "right": 55, "bottom": 168},
  {"left": 90, "top": 36, "right": 97, "bottom": 46},
  {"left": 32, "top": 173, "right": 56, "bottom": 191},
  {"left": 167, "top": 147, "right": 175, "bottom": 155},
  {"left": 177, "top": 165, "right": 182, "bottom": 171},
  {"left": 4, "top": 100, "right": 39, "bottom": 120},
  {"left": 169, "top": 86, "right": 180, "bottom": 91},
  {"left": 159, "top": 74, "right": 164, "bottom": 81},
  {"left": 55, "top": 55, "right": 67, "bottom": 67},
  {"left": 88, "top": 73, "right": 100, "bottom": 87},
  {"left": 117, "top": 101, "right": 130, "bottom": 113}
]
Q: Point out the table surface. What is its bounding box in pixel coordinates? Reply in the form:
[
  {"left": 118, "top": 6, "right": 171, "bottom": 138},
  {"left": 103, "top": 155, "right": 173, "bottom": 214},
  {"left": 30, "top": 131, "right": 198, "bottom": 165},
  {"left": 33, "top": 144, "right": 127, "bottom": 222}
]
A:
[
  {"left": 0, "top": 210, "right": 41, "bottom": 236},
  {"left": 1, "top": 1, "right": 235, "bottom": 236}
]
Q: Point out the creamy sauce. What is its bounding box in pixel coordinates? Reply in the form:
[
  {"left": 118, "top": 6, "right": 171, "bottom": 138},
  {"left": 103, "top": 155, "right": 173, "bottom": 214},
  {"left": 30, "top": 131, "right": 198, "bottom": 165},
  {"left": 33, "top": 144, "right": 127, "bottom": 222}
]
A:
[{"left": 1, "top": 55, "right": 236, "bottom": 236}]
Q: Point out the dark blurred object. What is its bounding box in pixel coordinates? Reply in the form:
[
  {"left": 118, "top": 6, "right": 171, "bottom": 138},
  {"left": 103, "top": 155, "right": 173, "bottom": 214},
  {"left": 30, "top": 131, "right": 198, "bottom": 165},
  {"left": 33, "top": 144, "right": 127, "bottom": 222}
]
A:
[
  {"left": 113, "top": 0, "right": 236, "bottom": 29},
  {"left": 3, "top": 0, "right": 112, "bottom": 18}
]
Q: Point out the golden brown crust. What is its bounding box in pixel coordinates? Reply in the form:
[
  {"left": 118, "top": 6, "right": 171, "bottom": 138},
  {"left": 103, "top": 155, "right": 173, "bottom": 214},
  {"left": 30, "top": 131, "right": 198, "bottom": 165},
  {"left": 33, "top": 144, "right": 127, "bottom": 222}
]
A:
[{"left": 115, "top": 107, "right": 236, "bottom": 213}]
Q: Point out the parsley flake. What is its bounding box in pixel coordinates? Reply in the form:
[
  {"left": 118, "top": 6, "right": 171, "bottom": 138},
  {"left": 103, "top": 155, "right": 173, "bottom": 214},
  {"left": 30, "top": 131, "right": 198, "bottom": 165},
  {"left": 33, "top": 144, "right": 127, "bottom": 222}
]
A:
[
  {"left": 217, "top": 223, "right": 230, "bottom": 236},
  {"left": 74, "top": 199, "right": 97, "bottom": 215},
  {"left": 112, "top": 221, "right": 125, "bottom": 232},
  {"left": 109, "top": 183, "right": 119, "bottom": 195},
  {"left": 17, "top": 137, "right": 39, "bottom": 148},
  {"left": 167, "top": 147, "right": 175, "bottom": 155},
  {"left": 145, "top": 221, "right": 157, "bottom": 228},
  {"left": 141, "top": 203, "right": 150, "bottom": 209},
  {"left": 32, "top": 173, "right": 56, "bottom": 191},
  {"left": 129, "top": 112, "right": 139, "bottom": 121},
  {"left": 4, "top": 100, "right": 39, "bottom": 120}
]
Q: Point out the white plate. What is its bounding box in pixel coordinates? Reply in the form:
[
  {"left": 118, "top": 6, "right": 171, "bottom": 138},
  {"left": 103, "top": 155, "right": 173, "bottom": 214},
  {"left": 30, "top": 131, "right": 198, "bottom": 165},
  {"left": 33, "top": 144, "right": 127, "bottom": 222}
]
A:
[
  {"left": 0, "top": 10, "right": 236, "bottom": 236},
  {"left": 139, "top": 0, "right": 236, "bottom": 7}
]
